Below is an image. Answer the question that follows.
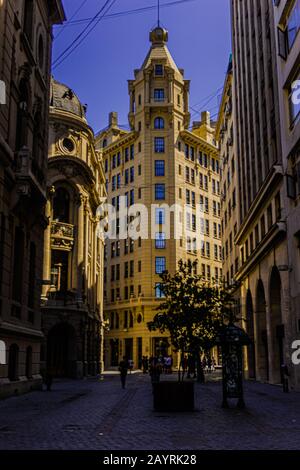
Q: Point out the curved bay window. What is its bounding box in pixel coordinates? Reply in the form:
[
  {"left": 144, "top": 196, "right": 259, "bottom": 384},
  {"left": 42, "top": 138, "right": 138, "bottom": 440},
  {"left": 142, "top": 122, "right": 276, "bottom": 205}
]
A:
[{"left": 53, "top": 187, "right": 70, "bottom": 223}]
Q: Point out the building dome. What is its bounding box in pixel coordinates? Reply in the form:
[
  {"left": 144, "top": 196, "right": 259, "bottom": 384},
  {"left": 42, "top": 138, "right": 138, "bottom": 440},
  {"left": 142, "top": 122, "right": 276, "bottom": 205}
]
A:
[{"left": 50, "top": 77, "right": 87, "bottom": 119}]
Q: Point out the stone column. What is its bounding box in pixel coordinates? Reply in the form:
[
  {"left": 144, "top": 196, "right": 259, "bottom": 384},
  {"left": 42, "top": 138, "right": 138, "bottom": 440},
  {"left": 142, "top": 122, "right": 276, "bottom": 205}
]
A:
[
  {"left": 41, "top": 199, "right": 52, "bottom": 300},
  {"left": 77, "top": 196, "right": 85, "bottom": 301}
]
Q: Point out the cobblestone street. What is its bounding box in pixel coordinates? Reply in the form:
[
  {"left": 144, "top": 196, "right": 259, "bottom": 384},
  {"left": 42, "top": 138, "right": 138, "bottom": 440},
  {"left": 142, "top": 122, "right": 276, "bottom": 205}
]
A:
[{"left": 0, "top": 373, "right": 300, "bottom": 450}]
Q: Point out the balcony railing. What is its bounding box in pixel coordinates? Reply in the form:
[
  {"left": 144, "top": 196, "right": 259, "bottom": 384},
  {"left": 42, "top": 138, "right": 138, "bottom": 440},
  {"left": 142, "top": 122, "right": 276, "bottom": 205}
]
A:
[{"left": 51, "top": 221, "right": 75, "bottom": 251}]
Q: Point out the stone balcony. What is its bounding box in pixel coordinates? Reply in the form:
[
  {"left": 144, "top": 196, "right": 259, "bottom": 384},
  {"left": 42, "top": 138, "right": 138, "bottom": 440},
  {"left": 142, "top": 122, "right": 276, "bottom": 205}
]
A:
[{"left": 51, "top": 221, "right": 75, "bottom": 251}]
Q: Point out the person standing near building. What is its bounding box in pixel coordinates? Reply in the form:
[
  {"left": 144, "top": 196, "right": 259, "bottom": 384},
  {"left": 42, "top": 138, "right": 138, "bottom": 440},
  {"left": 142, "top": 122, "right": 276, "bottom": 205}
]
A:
[{"left": 119, "top": 357, "right": 129, "bottom": 389}]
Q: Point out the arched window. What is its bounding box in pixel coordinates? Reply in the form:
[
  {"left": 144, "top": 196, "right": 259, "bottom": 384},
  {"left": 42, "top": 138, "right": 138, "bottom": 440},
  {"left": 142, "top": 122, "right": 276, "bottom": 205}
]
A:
[
  {"left": 26, "top": 346, "right": 33, "bottom": 379},
  {"left": 53, "top": 187, "right": 70, "bottom": 223},
  {"left": 8, "top": 344, "right": 19, "bottom": 381},
  {"left": 154, "top": 117, "right": 165, "bottom": 129}
]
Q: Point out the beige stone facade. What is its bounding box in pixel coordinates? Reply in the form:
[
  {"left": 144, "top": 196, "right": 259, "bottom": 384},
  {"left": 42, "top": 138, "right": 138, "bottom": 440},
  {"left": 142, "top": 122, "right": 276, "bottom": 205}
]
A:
[
  {"left": 40, "top": 78, "right": 107, "bottom": 378},
  {"left": 230, "top": 0, "right": 300, "bottom": 389},
  {"left": 96, "top": 27, "right": 222, "bottom": 369},
  {"left": 0, "top": 1, "right": 65, "bottom": 398}
]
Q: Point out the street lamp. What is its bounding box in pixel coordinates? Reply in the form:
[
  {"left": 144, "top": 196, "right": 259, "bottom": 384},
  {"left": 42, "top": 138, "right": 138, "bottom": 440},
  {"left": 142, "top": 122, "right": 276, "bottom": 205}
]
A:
[{"left": 216, "top": 321, "right": 251, "bottom": 409}]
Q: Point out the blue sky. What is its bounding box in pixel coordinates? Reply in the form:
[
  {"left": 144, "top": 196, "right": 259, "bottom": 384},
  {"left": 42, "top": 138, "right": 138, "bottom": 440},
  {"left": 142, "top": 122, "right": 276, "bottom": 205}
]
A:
[{"left": 52, "top": 0, "right": 231, "bottom": 133}]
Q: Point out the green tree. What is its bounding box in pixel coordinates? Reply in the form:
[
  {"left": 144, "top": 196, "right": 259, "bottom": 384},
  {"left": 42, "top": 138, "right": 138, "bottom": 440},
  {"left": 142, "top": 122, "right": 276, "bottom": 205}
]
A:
[{"left": 148, "top": 260, "right": 235, "bottom": 381}]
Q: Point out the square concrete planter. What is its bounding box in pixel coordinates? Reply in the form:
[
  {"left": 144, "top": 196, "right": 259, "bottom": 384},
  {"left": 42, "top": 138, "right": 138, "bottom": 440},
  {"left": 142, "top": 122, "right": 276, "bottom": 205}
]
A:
[{"left": 153, "top": 381, "right": 195, "bottom": 412}]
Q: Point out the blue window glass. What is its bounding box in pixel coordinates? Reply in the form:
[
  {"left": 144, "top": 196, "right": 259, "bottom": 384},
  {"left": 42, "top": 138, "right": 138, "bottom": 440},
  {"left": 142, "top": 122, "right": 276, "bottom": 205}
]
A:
[
  {"left": 155, "top": 184, "right": 165, "bottom": 200},
  {"left": 117, "top": 152, "right": 121, "bottom": 166},
  {"left": 155, "top": 257, "right": 166, "bottom": 274},
  {"left": 154, "top": 89, "right": 165, "bottom": 102},
  {"left": 125, "top": 147, "right": 129, "bottom": 162},
  {"left": 155, "top": 208, "right": 165, "bottom": 225},
  {"left": 112, "top": 154, "right": 116, "bottom": 169},
  {"left": 155, "top": 64, "right": 164, "bottom": 76},
  {"left": 155, "top": 160, "right": 165, "bottom": 176},
  {"left": 112, "top": 175, "right": 116, "bottom": 191},
  {"left": 130, "top": 166, "right": 134, "bottom": 182},
  {"left": 155, "top": 283, "right": 165, "bottom": 298},
  {"left": 117, "top": 174, "right": 121, "bottom": 189},
  {"left": 125, "top": 169, "right": 129, "bottom": 185},
  {"left": 154, "top": 117, "right": 165, "bottom": 129},
  {"left": 130, "top": 189, "right": 134, "bottom": 206},
  {"left": 155, "top": 232, "right": 166, "bottom": 249},
  {"left": 130, "top": 144, "right": 134, "bottom": 160},
  {"left": 154, "top": 137, "right": 165, "bottom": 153}
]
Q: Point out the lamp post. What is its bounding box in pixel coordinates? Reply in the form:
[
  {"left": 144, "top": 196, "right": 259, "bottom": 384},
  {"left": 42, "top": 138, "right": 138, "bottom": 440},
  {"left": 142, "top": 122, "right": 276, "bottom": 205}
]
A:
[{"left": 216, "top": 320, "right": 251, "bottom": 409}]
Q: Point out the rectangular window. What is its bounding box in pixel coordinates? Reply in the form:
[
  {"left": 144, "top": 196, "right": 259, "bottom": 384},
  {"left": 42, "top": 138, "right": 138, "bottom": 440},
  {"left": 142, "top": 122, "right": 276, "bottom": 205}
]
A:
[
  {"left": 130, "top": 144, "right": 134, "bottom": 160},
  {"left": 155, "top": 64, "right": 163, "bottom": 76},
  {"left": 156, "top": 208, "right": 165, "bottom": 225},
  {"left": 117, "top": 173, "right": 121, "bottom": 189},
  {"left": 130, "top": 166, "right": 134, "bottom": 182},
  {"left": 155, "top": 283, "right": 165, "bottom": 298},
  {"left": 112, "top": 175, "right": 116, "bottom": 191},
  {"left": 130, "top": 260, "right": 134, "bottom": 277},
  {"left": 125, "top": 169, "right": 129, "bottom": 185},
  {"left": 155, "top": 232, "right": 166, "bottom": 249},
  {"left": 154, "top": 89, "right": 165, "bottom": 102},
  {"left": 186, "top": 167, "right": 190, "bottom": 182},
  {"left": 117, "top": 152, "right": 121, "bottom": 166},
  {"left": 155, "top": 257, "right": 166, "bottom": 274},
  {"left": 125, "top": 147, "right": 129, "bottom": 162},
  {"left": 130, "top": 189, "right": 134, "bottom": 206},
  {"left": 155, "top": 184, "right": 165, "bottom": 200},
  {"left": 124, "top": 262, "right": 129, "bottom": 278},
  {"left": 154, "top": 137, "right": 165, "bottom": 153},
  {"left": 155, "top": 160, "right": 165, "bottom": 176}
]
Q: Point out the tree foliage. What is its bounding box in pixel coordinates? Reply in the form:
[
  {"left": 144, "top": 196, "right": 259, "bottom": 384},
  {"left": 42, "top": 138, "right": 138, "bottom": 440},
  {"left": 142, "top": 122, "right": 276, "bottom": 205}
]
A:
[{"left": 148, "top": 260, "right": 235, "bottom": 358}]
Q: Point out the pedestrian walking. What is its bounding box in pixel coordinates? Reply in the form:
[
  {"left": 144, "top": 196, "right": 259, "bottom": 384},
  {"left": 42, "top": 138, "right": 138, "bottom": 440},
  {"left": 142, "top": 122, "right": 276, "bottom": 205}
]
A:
[{"left": 119, "top": 356, "right": 128, "bottom": 389}]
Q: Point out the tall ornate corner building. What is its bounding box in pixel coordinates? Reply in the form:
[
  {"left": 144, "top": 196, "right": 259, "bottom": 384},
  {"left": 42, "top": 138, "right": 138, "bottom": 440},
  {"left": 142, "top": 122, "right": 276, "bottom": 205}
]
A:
[
  {"left": 96, "top": 26, "right": 222, "bottom": 369},
  {"left": 230, "top": 0, "right": 300, "bottom": 389},
  {"left": 0, "top": 1, "right": 65, "bottom": 398},
  {"left": 40, "top": 78, "right": 107, "bottom": 379}
]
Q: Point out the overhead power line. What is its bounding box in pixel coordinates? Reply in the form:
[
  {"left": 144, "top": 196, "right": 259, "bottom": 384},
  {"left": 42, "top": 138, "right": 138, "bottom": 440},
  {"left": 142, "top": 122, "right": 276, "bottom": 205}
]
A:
[
  {"left": 55, "top": 0, "right": 90, "bottom": 40},
  {"left": 53, "top": 0, "right": 117, "bottom": 70},
  {"left": 55, "top": 0, "right": 198, "bottom": 28}
]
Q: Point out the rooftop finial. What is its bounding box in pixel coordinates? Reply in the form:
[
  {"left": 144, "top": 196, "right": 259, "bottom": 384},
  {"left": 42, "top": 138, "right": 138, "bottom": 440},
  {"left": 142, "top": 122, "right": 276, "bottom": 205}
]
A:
[{"left": 158, "top": 0, "right": 160, "bottom": 27}]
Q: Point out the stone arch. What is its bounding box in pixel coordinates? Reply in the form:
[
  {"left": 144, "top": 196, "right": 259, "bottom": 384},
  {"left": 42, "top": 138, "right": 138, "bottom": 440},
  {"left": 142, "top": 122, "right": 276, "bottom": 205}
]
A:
[
  {"left": 246, "top": 289, "right": 256, "bottom": 379},
  {"left": 47, "top": 323, "right": 77, "bottom": 378},
  {"left": 269, "top": 266, "right": 283, "bottom": 384},
  {"left": 256, "top": 279, "right": 269, "bottom": 381}
]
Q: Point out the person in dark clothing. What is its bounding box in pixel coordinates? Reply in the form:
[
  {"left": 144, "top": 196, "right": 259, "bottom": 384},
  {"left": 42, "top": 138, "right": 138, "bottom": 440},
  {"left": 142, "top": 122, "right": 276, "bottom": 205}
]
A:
[{"left": 119, "top": 356, "right": 128, "bottom": 389}]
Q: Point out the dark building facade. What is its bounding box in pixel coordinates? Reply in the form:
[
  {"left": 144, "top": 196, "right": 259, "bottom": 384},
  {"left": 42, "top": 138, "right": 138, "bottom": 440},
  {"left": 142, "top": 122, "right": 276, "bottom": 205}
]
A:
[{"left": 0, "top": 0, "right": 65, "bottom": 398}]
